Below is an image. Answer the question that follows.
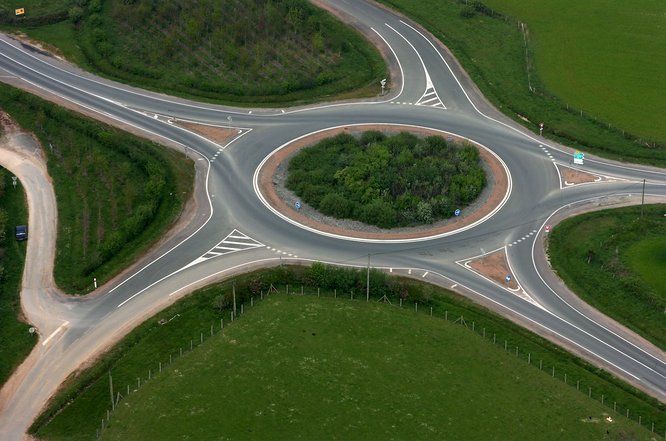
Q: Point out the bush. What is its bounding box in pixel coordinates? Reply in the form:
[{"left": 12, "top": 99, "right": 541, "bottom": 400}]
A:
[{"left": 286, "top": 131, "right": 487, "bottom": 228}]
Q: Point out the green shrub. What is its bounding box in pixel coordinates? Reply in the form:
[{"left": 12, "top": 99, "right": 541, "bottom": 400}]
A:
[{"left": 286, "top": 131, "right": 487, "bottom": 228}]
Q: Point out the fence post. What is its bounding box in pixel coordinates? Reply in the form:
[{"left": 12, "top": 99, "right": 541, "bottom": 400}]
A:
[
  {"left": 415, "top": 303, "right": 418, "bottom": 313},
  {"left": 287, "top": 284, "right": 289, "bottom": 294},
  {"left": 190, "top": 339, "right": 193, "bottom": 350},
  {"left": 601, "top": 395, "right": 604, "bottom": 406},
  {"left": 149, "top": 369, "right": 151, "bottom": 380},
  {"left": 159, "top": 362, "right": 162, "bottom": 373},
  {"left": 483, "top": 328, "right": 485, "bottom": 338},
  {"left": 576, "top": 380, "right": 579, "bottom": 391},
  {"left": 318, "top": 288, "right": 320, "bottom": 297},
  {"left": 210, "top": 324, "right": 213, "bottom": 336},
  {"left": 504, "top": 341, "right": 507, "bottom": 351},
  {"left": 564, "top": 373, "right": 566, "bottom": 384},
  {"left": 334, "top": 289, "right": 337, "bottom": 298},
  {"left": 552, "top": 366, "right": 555, "bottom": 377},
  {"left": 626, "top": 409, "right": 629, "bottom": 418},
  {"left": 430, "top": 307, "right": 433, "bottom": 316},
  {"left": 528, "top": 353, "right": 531, "bottom": 364},
  {"left": 400, "top": 298, "right": 402, "bottom": 308},
  {"left": 540, "top": 360, "right": 543, "bottom": 370},
  {"left": 515, "top": 347, "right": 518, "bottom": 356},
  {"left": 472, "top": 322, "right": 475, "bottom": 332},
  {"left": 251, "top": 297, "right": 254, "bottom": 307},
  {"left": 221, "top": 318, "right": 223, "bottom": 330},
  {"left": 200, "top": 332, "right": 203, "bottom": 344},
  {"left": 231, "top": 311, "right": 234, "bottom": 322},
  {"left": 493, "top": 333, "right": 495, "bottom": 344}
]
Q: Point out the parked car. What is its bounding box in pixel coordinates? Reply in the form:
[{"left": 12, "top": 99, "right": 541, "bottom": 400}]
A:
[{"left": 15, "top": 225, "right": 27, "bottom": 241}]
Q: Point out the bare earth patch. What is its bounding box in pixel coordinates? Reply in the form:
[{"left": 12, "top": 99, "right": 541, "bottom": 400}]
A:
[
  {"left": 467, "top": 249, "right": 518, "bottom": 290},
  {"left": 557, "top": 163, "right": 600, "bottom": 186},
  {"left": 258, "top": 124, "right": 509, "bottom": 240},
  {"left": 172, "top": 121, "right": 238, "bottom": 147}
]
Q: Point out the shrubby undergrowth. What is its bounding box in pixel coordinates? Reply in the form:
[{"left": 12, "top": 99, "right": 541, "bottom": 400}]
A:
[{"left": 287, "top": 131, "right": 487, "bottom": 228}]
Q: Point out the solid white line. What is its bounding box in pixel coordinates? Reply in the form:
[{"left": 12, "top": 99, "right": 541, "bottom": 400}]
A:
[
  {"left": 396, "top": 20, "right": 666, "bottom": 177},
  {"left": 42, "top": 321, "right": 69, "bottom": 346},
  {"left": 253, "top": 123, "right": 512, "bottom": 243},
  {"left": 531, "top": 193, "right": 666, "bottom": 373},
  {"left": 213, "top": 246, "right": 242, "bottom": 252},
  {"left": 158, "top": 255, "right": 651, "bottom": 388}
]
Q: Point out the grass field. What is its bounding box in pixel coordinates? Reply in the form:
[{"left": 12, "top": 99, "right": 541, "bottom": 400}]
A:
[
  {"left": 286, "top": 132, "right": 486, "bottom": 228},
  {"left": 378, "top": 0, "right": 666, "bottom": 167},
  {"left": 3, "top": 0, "right": 386, "bottom": 106},
  {"left": 0, "top": 168, "right": 37, "bottom": 386},
  {"left": 548, "top": 204, "right": 666, "bottom": 349},
  {"left": 98, "top": 295, "right": 653, "bottom": 440},
  {"left": 0, "top": 83, "right": 194, "bottom": 294},
  {"left": 482, "top": 0, "right": 666, "bottom": 143},
  {"left": 31, "top": 265, "right": 665, "bottom": 440}
]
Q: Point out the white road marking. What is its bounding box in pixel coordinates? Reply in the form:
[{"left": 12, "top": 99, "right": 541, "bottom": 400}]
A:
[
  {"left": 42, "top": 321, "right": 69, "bottom": 346},
  {"left": 386, "top": 23, "right": 446, "bottom": 109},
  {"left": 451, "top": 284, "right": 458, "bottom": 288},
  {"left": 253, "top": 123, "right": 512, "bottom": 243},
  {"left": 422, "top": 271, "right": 429, "bottom": 278}
]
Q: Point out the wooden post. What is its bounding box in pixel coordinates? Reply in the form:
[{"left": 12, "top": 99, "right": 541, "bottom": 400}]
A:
[
  {"left": 109, "top": 372, "right": 114, "bottom": 411},
  {"left": 233, "top": 284, "right": 237, "bottom": 317}
]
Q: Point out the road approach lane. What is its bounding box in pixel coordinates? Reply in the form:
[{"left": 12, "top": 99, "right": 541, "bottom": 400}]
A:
[{"left": 0, "top": 0, "right": 665, "bottom": 438}]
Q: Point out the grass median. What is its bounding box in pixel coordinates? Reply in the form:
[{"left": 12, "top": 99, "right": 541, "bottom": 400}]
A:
[
  {"left": 3, "top": 0, "right": 387, "bottom": 107},
  {"left": 0, "top": 83, "right": 194, "bottom": 294},
  {"left": 548, "top": 204, "right": 666, "bottom": 349},
  {"left": 377, "top": 0, "right": 666, "bottom": 167},
  {"left": 0, "top": 168, "right": 36, "bottom": 386},
  {"left": 31, "top": 265, "right": 665, "bottom": 440}
]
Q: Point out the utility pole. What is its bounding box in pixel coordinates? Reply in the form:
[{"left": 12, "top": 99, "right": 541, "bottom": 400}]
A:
[
  {"left": 366, "top": 254, "right": 370, "bottom": 302},
  {"left": 641, "top": 179, "right": 646, "bottom": 217}
]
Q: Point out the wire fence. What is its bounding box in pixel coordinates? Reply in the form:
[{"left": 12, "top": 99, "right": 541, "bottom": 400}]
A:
[{"left": 97, "top": 283, "right": 665, "bottom": 440}]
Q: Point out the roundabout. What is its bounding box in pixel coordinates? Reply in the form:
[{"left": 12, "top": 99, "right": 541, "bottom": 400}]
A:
[
  {"left": 0, "top": 1, "right": 665, "bottom": 438},
  {"left": 254, "top": 123, "right": 512, "bottom": 242}
]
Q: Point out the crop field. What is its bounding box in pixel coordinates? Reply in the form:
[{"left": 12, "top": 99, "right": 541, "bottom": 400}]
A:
[
  {"left": 0, "top": 84, "right": 194, "bottom": 294},
  {"left": 0, "top": 0, "right": 72, "bottom": 24},
  {"left": 548, "top": 204, "right": 666, "bottom": 349},
  {"left": 31, "top": 265, "right": 665, "bottom": 440},
  {"left": 3, "top": 0, "right": 386, "bottom": 106},
  {"left": 0, "top": 168, "right": 36, "bottom": 386},
  {"left": 378, "top": 0, "right": 666, "bottom": 166},
  {"left": 483, "top": 0, "right": 666, "bottom": 143}
]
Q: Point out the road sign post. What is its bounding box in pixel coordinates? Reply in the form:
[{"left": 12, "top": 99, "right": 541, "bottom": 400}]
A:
[
  {"left": 573, "top": 151, "right": 584, "bottom": 165},
  {"left": 12, "top": 176, "right": 17, "bottom": 188},
  {"left": 454, "top": 208, "right": 461, "bottom": 217},
  {"left": 505, "top": 275, "right": 512, "bottom": 284},
  {"left": 295, "top": 201, "right": 301, "bottom": 210},
  {"left": 380, "top": 78, "right": 387, "bottom": 95},
  {"left": 539, "top": 122, "right": 544, "bottom": 136}
]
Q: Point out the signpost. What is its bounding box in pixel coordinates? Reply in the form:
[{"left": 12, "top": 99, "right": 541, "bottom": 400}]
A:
[
  {"left": 15, "top": 8, "right": 25, "bottom": 16},
  {"left": 573, "top": 151, "right": 584, "bottom": 165},
  {"left": 380, "top": 79, "right": 387, "bottom": 95},
  {"left": 12, "top": 176, "right": 17, "bottom": 188},
  {"left": 295, "top": 201, "right": 301, "bottom": 210},
  {"left": 539, "top": 122, "right": 544, "bottom": 136},
  {"left": 454, "top": 208, "right": 461, "bottom": 217},
  {"left": 505, "top": 275, "right": 512, "bottom": 284},
  {"left": 544, "top": 225, "right": 552, "bottom": 233}
]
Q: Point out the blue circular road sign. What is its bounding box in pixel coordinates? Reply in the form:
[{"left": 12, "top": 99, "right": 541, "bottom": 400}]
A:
[{"left": 454, "top": 209, "right": 461, "bottom": 217}]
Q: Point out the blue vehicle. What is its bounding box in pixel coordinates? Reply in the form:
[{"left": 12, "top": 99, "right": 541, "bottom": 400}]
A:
[{"left": 15, "top": 225, "right": 27, "bottom": 241}]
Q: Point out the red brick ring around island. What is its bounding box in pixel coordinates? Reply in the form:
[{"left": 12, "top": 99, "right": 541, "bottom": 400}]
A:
[{"left": 253, "top": 124, "right": 512, "bottom": 243}]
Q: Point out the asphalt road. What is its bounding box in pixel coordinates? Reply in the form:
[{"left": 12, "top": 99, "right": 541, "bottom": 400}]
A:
[{"left": 0, "top": 1, "right": 664, "bottom": 438}]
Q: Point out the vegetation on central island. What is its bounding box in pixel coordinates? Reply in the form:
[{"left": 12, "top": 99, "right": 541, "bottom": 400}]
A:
[{"left": 286, "top": 131, "right": 487, "bottom": 228}]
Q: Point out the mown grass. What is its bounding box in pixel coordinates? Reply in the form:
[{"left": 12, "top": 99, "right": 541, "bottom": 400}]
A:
[
  {"left": 378, "top": 0, "right": 666, "bottom": 167},
  {"left": 548, "top": 204, "right": 666, "bottom": 349},
  {"left": 99, "top": 295, "right": 654, "bottom": 440},
  {"left": 0, "top": 168, "right": 37, "bottom": 386},
  {"left": 0, "top": 83, "right": 194, "bottom": 294},
  {"left": 4, "top": 0, "right": 387, "bottom": 107},
  {"left": 31, "top": 265, "right": 665, "bottom": 440},
  {"left": 482, "top": 0, "right": 666, "bottom": 144}
]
